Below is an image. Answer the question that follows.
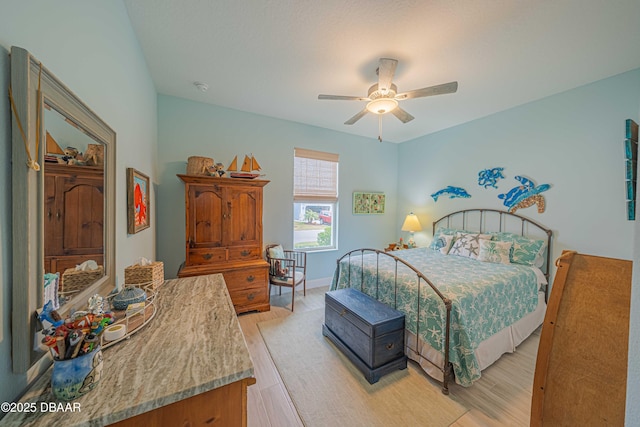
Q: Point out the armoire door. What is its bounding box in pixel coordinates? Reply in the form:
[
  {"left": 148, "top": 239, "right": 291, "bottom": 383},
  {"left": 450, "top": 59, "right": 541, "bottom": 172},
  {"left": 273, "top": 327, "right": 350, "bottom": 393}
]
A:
[
  {"left": 225, "top": 186, "right": 262, "bottom": 248},
  {"left": 44, "top": 173, "right": 63, "bottom": 256},
  {"left": 59, "top": 174, "right": 104, "bottom": 256},
  {"left": 188, "top": 184, "right": 225, "bottom": 248}
]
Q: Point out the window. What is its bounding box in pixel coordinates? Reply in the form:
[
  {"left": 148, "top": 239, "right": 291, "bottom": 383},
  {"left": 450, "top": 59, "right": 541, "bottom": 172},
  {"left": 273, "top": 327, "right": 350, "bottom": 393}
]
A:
[{"left": 293, "top": 148, "right": 338, "bottom": 251}]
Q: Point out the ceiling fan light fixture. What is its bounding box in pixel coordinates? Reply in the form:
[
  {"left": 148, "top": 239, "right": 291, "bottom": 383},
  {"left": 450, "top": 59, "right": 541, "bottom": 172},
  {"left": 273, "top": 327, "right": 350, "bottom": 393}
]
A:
[
  {"left": 366, "top": 98, "right": 398, "bottom": 115},
  {"left": 317, "top": 58, "right": 458, "bottom": 135}
]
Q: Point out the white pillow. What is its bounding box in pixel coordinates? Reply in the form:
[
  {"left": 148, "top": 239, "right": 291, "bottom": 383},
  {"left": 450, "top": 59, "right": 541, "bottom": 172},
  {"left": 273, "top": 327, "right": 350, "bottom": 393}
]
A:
[
  {"left": 477, "top": 240, "right": 512, "bottom": 264},
  {"left": 268, "top": 245, "right": 285, "bottom": 259},
  {"left": 448, "top": 232, "right": 492, "bottom": 259},
  {"left": 431, "top": 235, "right": 454, "bottom": 254},
  {"left": 533, "top": 251, "right": 546, "bottom": 268}
]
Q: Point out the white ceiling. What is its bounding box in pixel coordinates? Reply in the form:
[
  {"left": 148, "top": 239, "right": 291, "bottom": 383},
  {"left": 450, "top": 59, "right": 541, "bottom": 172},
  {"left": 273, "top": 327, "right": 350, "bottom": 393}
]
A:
[{"left": 124, "top": 0, "right": 640, "bottom": 143}]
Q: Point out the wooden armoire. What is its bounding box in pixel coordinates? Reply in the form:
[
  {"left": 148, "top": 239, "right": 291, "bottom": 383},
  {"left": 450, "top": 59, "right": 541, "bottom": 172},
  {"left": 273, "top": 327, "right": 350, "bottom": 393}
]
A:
[
  {"left": 44, "top": 163, "right": 104, "bottom": 277},
  {"left": 177, "top": 174, "right": 270, "bottom": 313}
]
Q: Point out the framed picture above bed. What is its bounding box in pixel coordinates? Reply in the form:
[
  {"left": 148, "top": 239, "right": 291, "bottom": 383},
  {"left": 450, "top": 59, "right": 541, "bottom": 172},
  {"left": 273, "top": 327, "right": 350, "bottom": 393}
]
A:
[{"left": 353, "top": 192, "right": 385, "bottom": 215}]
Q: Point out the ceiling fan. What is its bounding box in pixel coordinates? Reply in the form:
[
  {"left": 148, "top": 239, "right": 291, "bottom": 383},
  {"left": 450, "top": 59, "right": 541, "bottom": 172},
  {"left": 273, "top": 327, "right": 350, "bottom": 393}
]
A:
[{"left": 318, "top": 58, "right": 458, "bottom": 141}]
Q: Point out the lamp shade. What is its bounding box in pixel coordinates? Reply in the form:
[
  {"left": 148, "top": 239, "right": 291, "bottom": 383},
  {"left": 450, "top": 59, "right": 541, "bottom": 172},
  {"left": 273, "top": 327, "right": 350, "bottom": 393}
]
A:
[{"left": 401, "top": 213, "right": 422, "bottom": 232}]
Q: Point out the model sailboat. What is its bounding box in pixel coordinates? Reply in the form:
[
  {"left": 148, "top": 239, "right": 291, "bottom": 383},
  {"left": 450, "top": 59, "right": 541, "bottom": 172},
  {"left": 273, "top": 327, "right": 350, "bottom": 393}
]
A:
[{"left": 227, "top": 154, "right": 262, "bottom": 179}]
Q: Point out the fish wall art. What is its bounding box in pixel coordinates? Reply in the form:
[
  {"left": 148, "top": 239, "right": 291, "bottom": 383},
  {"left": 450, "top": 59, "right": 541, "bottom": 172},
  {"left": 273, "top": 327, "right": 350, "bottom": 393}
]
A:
[
  {"left": 478, "top": 167, "right": 505, "bottom": 189},
  {"left": 431, "top": 186, "right": 471, "bottom": 202},
  {"left": 498, "top": 176, "right": 551, "bottom": 213}
]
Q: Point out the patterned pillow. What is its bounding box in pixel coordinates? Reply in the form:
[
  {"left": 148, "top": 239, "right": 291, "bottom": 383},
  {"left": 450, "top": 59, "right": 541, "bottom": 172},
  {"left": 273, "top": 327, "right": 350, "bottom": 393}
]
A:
[
  {"left": 477, "top": 240, "right": 512, "bottom": 264},
  {"left": 491, "top": 232, "right": 546, "bottom": 266},
  {"left": 448, "top": 232, "right": 492, "bottom": 259},
  {"left": 431, "top": 235, "right": 454, "bottom": 254},
  {"left": 429, "top": 227, "right": 468, "bottom": 250}
]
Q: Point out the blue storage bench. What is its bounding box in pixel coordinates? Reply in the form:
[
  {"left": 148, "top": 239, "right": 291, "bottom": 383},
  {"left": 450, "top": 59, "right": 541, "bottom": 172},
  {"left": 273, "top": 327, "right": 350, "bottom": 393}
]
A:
[{"left": 323, "top": 288, "right": 407, "bottom": 384}]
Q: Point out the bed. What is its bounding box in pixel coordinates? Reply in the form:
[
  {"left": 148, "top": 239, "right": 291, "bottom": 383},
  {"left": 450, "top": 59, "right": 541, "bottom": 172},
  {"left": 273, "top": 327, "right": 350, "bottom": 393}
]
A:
[{"left": 330, "top": 209, "right": 552, "bottom": 394}]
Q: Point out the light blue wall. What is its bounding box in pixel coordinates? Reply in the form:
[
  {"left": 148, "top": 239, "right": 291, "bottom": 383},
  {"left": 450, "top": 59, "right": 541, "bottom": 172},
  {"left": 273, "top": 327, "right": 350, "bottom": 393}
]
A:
[
  {"left": 157, "top": 95, "right": 399, "bottom": 281},
  {"left": 398, "top": 69, "right": 640, "bottom": 263},
  {"left": 0, "top": 0, "right": 157, "bottom": 404},
  {"left": 398, "top": 69, "right": 640, "bottom": 424}
]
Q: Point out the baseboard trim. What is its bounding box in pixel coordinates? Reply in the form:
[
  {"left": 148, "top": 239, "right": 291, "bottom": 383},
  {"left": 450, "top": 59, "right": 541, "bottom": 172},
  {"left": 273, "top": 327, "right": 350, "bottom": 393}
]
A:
[{"left": 270, "top": 276, "right": 331, "bottom": 295}]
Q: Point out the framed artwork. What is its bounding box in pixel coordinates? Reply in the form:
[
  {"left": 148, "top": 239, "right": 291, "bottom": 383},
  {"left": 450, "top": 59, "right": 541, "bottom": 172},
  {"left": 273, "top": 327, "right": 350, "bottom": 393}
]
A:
[
  {"left": 353, "top": 192, "right": 385, "bottom": 214},
  {"left": 625, "top": 119, "right": 638, "bottom": 220},
  {"left": 127, "top": 168, "right": 150, "bottom": 234}
]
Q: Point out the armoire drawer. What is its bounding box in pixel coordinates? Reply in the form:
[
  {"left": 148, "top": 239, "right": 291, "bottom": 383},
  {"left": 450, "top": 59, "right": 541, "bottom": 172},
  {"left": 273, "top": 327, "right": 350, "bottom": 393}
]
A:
[
  {"left": 228, "top": 284, "right": 269, "bottom": 310},
  {"left": 228, "top": 246, "right": 261, "bottom": 262},
  {"left": 223, "top": 267, "right": 268, "bottom": 291},
  {"left": 187, "top": 248, "right": 227, "bottom": 265}
]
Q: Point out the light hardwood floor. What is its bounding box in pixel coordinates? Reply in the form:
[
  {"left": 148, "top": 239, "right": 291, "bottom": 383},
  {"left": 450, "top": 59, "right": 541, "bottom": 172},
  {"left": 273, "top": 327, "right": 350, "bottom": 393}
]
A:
[{"left": 237, "top": 286, "right": 540, "bottom": 427}]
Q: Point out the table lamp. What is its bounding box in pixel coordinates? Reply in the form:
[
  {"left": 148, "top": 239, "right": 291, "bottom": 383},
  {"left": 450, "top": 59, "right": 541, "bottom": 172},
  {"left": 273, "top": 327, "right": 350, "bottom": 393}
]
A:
[{"left": 401, "top": 212, "right": 422, "bottom": 248}]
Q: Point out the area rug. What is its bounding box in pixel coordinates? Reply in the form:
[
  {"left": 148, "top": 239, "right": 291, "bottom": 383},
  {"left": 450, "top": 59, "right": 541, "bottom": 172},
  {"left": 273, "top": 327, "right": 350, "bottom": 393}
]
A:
[{"left": 258, "top": 309, "right": 468, "bottom": 427}]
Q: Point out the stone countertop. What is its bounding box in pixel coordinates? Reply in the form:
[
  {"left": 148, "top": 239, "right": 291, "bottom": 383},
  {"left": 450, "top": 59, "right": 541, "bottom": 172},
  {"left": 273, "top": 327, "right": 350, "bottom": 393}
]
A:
[{"left": 1, "top": 274, "right": 254, "bottom": 427}]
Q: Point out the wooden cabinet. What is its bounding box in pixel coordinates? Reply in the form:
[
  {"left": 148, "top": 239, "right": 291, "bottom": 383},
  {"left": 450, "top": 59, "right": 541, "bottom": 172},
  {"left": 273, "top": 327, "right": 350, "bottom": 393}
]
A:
[
  {"left": 107, "top": 377, "right": 256, "bottom": 427},
  {"left": 177, "top": 175, "right": 270, "bottom": 313},
  {"left": 44, "top": 163, "right": 104, "bottom": 277}
]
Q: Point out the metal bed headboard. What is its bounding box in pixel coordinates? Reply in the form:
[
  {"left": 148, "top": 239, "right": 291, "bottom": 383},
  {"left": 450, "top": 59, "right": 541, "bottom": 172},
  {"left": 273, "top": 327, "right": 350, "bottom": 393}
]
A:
[{"left": 433, "top": 208, "right": 553, "bottom": 287}]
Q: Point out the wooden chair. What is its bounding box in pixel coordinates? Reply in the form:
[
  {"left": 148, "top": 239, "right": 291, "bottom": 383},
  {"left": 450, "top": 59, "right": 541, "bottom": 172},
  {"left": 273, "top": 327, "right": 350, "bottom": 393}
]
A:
[{"left": 265, "top": 244, "right": 306, "bottom": 311}]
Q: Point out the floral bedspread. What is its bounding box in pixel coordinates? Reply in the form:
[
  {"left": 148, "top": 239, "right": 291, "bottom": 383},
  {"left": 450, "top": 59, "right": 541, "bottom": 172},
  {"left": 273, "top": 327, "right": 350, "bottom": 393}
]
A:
[{"left": 330, "top": 247, "right": 539, "bottom": 386}]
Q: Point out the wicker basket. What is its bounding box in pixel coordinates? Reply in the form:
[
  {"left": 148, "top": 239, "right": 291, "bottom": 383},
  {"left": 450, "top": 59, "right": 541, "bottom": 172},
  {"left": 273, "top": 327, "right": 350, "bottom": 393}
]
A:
[
  {"left": 61, "top": 265, "right": 104, "bottom": 294},
  {"left": 186, "top": 156, "right": 213, "bottom": 175},
  {"left": 125, "top": 261, "right": 164, "bottom": 289}
]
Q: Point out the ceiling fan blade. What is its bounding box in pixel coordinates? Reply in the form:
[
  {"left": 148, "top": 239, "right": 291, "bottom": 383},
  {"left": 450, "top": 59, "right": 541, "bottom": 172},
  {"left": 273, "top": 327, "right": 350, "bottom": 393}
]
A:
[
  {"left": 344, "top": 108, "right": 369, "bottom": 125},
  {"left": 318, "top": 94, "right": 369, "bottom": 101},
  {"left": 377, "top": 58, "right": 398, "bottom": 94},
  {"left": 391, "top": 107, "right": 414, "bottom": 124},
  {"left": 396, "top": 81, "right": 458, "bottom": 100}
]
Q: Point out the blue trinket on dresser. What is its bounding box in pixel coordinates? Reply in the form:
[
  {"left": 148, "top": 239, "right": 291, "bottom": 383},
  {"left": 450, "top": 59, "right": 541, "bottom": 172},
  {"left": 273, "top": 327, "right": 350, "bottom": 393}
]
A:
[{"left": 112, "top": 285, "right": 147, "bottom": 310}]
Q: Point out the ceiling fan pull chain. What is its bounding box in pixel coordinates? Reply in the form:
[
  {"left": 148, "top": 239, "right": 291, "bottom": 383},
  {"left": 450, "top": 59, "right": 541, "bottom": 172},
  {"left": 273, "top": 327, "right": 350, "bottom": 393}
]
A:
[{"left": 378, "top": 115, "right": 383, "bottom": 142}]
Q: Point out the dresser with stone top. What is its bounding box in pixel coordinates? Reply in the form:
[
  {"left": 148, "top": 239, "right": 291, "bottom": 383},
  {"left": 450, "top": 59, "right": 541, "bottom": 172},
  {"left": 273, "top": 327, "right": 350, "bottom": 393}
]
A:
[{"left": 1, "top": 274, "right": 255, "bottom": 427}]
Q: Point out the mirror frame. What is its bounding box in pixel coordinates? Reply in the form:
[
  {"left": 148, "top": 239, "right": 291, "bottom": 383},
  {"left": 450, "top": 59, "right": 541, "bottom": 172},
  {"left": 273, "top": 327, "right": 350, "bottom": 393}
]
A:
[{"left": 10, "top": 47, "right": 116, "bottom": 374}]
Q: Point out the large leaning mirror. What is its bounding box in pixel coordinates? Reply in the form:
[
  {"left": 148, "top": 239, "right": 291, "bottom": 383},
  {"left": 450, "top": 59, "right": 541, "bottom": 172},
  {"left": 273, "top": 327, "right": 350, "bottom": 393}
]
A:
[{"left": 10, "top": 47, "right": 116, "bottom": 374}]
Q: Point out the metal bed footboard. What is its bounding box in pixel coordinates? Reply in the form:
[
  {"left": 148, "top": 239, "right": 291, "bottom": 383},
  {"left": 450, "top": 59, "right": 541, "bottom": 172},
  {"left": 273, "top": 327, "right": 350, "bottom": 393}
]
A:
[{"left": 334, "top": 248, "right": 454, "bottom": 394}]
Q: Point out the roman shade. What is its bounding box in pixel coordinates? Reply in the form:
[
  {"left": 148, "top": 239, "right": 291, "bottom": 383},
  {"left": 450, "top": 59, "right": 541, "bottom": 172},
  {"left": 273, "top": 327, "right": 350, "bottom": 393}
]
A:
[{"left": 293, "top": 148, "right": 338, "bottom": 202}]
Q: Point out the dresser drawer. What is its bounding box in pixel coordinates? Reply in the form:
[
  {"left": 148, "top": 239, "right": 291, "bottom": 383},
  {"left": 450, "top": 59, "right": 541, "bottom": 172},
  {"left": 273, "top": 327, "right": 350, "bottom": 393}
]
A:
[
  {"left": 227, "top": 246, "right": 261, "bottom": 262},
  {"left": 223, "top": 266, "right": 267, "bottom": 291},
  {"left": 228, "top": 284, "right": 269, "bottom": 310},
  {"left": 187, "top": 248, "right": 227, "bottom": 265}
]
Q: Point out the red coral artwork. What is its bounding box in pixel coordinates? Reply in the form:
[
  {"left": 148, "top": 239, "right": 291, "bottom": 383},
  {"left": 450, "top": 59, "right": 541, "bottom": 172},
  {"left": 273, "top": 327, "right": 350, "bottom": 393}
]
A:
[
  {"left": 127, "top": 168, "right": 150, "bottom": 234},
  {"left": 134, "top": 181, "right": 147, "bottom": 226}
]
